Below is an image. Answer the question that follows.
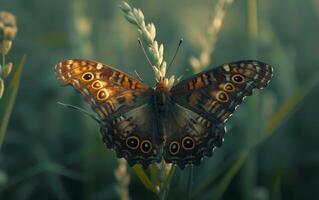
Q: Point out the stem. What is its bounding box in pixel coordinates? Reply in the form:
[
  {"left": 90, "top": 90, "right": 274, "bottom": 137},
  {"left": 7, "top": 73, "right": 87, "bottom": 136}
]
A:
[
  {"left": 247, "top": 0, "right": 258, "bottom": 57},
  {"left": 241, "top": 0, "right": 258, "bottom": 199},
  {"left": 158, "top": 164, "right": 176, "bottom": 200},
  {"left": 187, "top": 165, "right": 194, "bottom": 200},
  {"left": 159, "top": 191, "right": 167, "bottom": 200},
  {"left": 190, "top": 0, "right": 235, "bottom": 72},
  {"left": 1, "top": 51, "right": 5, "bottom": 76},
  {"left": 69, "top": 0, "right": 95, "bottom": 198}
]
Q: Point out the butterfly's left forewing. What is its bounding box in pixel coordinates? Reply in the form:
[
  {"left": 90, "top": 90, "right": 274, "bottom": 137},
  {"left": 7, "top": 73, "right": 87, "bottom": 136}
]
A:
[
  {"left": 163, "top": 60, "right": 273, "bottom": 167},
  {"left": 171, "top": 60, "right": 273, "bottom": 122},
  {"left": 55, "top": 59, "right": 161, "bottom": 167}
]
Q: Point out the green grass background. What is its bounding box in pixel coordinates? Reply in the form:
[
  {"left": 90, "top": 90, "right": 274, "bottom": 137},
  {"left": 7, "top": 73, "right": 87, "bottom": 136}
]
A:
[{"left": 0, "top": 0, "right": 319, "bottom": 199}]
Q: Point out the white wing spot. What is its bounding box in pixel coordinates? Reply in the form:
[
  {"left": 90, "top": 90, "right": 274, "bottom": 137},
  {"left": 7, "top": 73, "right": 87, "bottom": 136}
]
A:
[
  {"left": 66, "top": 60, "right": 74, "bottom": 65},
  {"left": 255, "top": 66, "right": 260, "bottom": 72},
  {"left": 211, "top": 104, "right": 221, "bottom": 114},
  {"left": 72, "top": 79, "right": 81, "bottom": 87},
  {"left": 60, "top": 75, "right": 66, "bottom": 81},
  {"left": 96, "top": 63, "right": 103, "bottom": 69},
  {"left": 225, "top": 74, "right": 231, "bottom": 81},
  {"left": 55, "top": 63, "right": 62, "bottom": 71},
  {"left": 83, "top": 88, "right": 90, "bottom": 95},
  {"left": 223, "top": 65, "right": 230, "bottom": 72},
  {"left": 90, "top": 98, "right": 97, "bottom": 105}
]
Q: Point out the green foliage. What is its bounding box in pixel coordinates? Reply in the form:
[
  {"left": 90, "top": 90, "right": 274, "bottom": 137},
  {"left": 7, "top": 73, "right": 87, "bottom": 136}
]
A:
[
  {"left": 133, "top": 164, "right": 157, "bottom": 194},
  {"left": 0, "top": 55, "right": 25, "bottom": 147},
  {"left": 0, "top": 0, "right": 318, "bottom": 200}
]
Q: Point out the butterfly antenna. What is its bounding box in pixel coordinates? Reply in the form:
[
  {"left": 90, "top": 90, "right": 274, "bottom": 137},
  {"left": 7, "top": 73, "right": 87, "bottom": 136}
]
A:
[
  {"left": 167, "top": 38, "right": 183, "bottom": 73},
  {"left": 57, "top": 102, "right": 100, "bottom": 123},
  {"left": 176, "top": 75, "right": 183, "bottom": 83},
  {"left": 134, "top": 70, "right": 144, "bottom": 82},
  {"left": 138, "top": 38, "right": 153, "bottom": 68}
]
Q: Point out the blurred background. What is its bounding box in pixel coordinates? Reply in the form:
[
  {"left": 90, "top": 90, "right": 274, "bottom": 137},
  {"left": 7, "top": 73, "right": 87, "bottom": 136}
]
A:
[{"left": 0, "top": 0, "right": 319, "bottom": 199}]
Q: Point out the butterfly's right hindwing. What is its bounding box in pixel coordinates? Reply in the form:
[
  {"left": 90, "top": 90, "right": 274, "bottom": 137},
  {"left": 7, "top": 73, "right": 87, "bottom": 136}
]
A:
[{"left": 100, "top": 103, "right": 162, "bottom": 167}]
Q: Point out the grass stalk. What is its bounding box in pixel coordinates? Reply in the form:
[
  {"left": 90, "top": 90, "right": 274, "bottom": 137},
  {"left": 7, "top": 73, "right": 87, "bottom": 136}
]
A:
[
  {"left": 119, "top": 1, "right": 175, "bottom": 87},
  {"left": 0, "top": 55, "right": 25, "bottom": 148},
  {"left": 190, "top": 0, "right": 235, "bottom": 73},
  {"left": 114, "top": 159, "right": 130, "bottom": 200},
  {"left": 68, "top": 0, "right": 98, "bottom": 198},
  {"left": 211, "top": 150, "right": 249, "bottom": 200},
  {"left": 0, "top": 11, "right": 18, "bottom": 98},
  {"left": 241, "top": 0, "right": 259, "bottom": 199},
  {"left": 120, "top": 2, "right": 178, "bottom": 198},
  {"left": 187, "top": 166, "right": 194, "bottom": 200}
]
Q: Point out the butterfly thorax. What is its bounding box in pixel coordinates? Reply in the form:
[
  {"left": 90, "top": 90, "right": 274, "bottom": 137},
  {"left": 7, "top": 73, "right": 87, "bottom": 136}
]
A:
[{"left": 154, "top": 78, "right": 171, "bottom": 115}]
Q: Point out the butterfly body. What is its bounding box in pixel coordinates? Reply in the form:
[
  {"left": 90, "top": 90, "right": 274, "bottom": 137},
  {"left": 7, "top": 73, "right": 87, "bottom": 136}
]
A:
[{"left": 55, "top": 59, "right": 273, "bottom": 168}]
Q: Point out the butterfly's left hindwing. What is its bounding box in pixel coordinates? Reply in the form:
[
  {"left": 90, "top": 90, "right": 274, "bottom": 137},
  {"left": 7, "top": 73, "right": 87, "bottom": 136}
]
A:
[
  {"left": 163, "top": 102, "right": 225, "bottom": 169},
  {"left": 55, "top": 59, "right": 161, "bottom": 167}
]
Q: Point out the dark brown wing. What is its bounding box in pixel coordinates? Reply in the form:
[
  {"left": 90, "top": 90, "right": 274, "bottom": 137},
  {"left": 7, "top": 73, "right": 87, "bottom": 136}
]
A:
[
  {"left": 55, "top": 59, "right": 161, "bottom": 167},
  {"left": 163, "top": 102, "right": 225, "bottom": 169},
  {"left": 163, "top": 60, "right": 273, "bottom": 167},
  {"left": 171, "top": 60, "right": 273, "bottom": 123},
  {"left": 100, "top": 103, "right": 161, "bottom": 167}
]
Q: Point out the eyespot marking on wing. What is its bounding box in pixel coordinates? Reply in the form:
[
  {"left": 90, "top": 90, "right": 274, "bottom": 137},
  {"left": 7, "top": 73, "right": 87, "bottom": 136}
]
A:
[
  {"left": 97, "top": 88, "right": 110, "bottom": 101},
  {"left": 169, "top": 142, "right": 180, "bottom": 155},
  {"left": 182, "top": 136, "right": 195, "bottom": 150},
  {"left": 140, "top": 140, "right": 152, "bottom": 153}
]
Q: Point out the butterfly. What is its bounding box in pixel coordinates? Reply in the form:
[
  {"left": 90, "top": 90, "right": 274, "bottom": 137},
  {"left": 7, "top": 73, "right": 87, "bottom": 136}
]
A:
[{"left": 55, "top": 59, "right": 273, "bottom": 169}]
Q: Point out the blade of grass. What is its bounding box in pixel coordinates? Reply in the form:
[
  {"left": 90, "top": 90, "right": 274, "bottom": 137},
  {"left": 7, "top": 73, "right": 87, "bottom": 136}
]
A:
[
  {"left": 205, "top": 70, "right": 319, "bottom": 199},
  {"left": 192, "top": 153, "right": 241, "bottom": 197},
  {"left": 159, "top": 164, "right": 176, "bottom": 200},
  {"left": 46, "top": 173, "right": 70, "bottom": 200},
  {"left": 272, "top": 173, "right": 282, "bottom": 200},
  {"left": 133, "top": 164, "right": 157, "bottom": 194},
  {"left": 187, "top": 166, "right": 194, "bottom": 200},
  {"left": 43, "top": 161, "right": 84, "bottom": 181},
  {"left": 241, "top": 0, "right": 259, "bottom": 198},
  {"left": 149, "top": 164, "right": 159, "bottom": 186},
  {"left": 260, "top": 69, "right": 319, "bottom": 144},
  {"left": 264, "top": 92, "right": 302, "bottom": 134},
  {"left": 211, "top": 150, "right": 248, "bottom": 200},
  {"left": 0, "top": 55, "right": 26, "bottom": 148},
  {"left": 0, "top": 161, "right": 84, "bottom": 193},
  {"left": 0, "top": 164, "right": 44, "bottom": 192}
]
